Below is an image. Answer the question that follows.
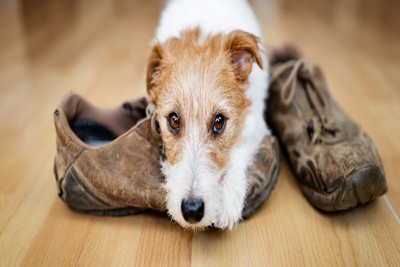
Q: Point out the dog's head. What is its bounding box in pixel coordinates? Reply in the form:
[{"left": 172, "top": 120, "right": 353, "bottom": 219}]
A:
[{"left": 146, "top": 28, "right": 263, "bottom": 230}]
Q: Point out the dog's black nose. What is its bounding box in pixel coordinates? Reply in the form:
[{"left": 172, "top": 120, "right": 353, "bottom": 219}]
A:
[{"left": 181, "top": 198, "right": 204, "bottom": 223}]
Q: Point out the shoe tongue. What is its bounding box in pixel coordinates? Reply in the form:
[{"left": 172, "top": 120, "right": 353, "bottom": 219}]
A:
[
  {"left": 277, "top": 63, "right": 346, "bottom": 145},
  {"left": 294, "top": 66, "right": 337, "bottom": 143}
]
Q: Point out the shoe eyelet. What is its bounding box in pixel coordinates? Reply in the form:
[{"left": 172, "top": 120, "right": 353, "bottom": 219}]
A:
[{"left": 306, "top": 123, "right": 314, "bottom": 140}]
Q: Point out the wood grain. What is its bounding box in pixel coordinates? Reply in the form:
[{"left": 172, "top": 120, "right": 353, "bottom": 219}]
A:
[{"left": 0, "top": 0, "right": 399, "bottom": 266}]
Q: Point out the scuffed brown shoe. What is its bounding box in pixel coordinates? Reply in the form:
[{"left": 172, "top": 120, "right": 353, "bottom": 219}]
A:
[
  {"left": 266, "top": 51, "right": 387, "bottom": 211},
  {"left": 54, "top": 93, "right": 280, "bottom": 220},
  {"left": 54, "top": 94, "right": 165, "bottom": 215}
]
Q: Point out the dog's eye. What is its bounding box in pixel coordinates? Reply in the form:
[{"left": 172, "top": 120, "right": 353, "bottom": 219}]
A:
[
  {"left": 167, "top": 112, "right": 180, "bottom": 133},
  {"left": 212, "top": 114, "right": 226, "bottom": 135}
]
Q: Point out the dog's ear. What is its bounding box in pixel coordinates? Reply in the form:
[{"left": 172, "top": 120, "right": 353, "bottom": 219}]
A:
[
  {"left": 224, "top": 30, "right": 263, "bottom": 82},
  {"left": 146, "top": 43, "right": 163, "bottom": 102}
]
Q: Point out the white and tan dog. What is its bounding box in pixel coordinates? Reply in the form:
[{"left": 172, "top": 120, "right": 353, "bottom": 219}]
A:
[{"left": 146, "top": 0, "right": 270, "bottom": 230}]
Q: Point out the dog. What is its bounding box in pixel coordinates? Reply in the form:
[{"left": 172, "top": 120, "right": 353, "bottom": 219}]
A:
[{"left": 146, "top": 0, "right": 270, "bottom": 230}]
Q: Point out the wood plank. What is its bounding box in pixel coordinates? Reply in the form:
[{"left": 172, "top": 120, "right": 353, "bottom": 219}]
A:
[{"left": 245, "top": 163, "right": 400, "bottom": 267}]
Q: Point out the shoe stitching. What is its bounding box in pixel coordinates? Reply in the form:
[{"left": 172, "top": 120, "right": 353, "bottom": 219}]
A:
[{"left": 59, "top": 147, "right": 85, "bottom": 192}]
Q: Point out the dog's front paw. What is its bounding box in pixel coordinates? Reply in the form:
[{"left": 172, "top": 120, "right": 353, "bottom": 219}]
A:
[
  {"left": 214, "top": 208, "right": 242, "bottom": 230},
  {"left": 214, "top": 191, "right": 245, "bottom": 229},
  {"left": 214, "top": 171, "right": 247, "bottom": 229}
]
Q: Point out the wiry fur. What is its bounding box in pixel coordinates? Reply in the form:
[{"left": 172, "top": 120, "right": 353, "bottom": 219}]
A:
[{"left": 146, "top": 0, "right": 270, "bottom": 230}]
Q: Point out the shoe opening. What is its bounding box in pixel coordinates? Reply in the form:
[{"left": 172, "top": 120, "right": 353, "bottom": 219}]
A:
[{"left": 70, "top": 119, "right": 118, "bottom": 147}]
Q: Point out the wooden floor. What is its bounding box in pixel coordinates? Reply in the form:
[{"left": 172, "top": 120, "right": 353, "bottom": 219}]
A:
[{"left": 1, "top": 0, "right": 399, "bottom": 266}]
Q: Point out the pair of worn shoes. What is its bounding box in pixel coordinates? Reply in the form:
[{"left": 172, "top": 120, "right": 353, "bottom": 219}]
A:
[
  {"left": 54, "top": 93, "right": 280, "bottom": 219},
  {"left": 53, "top": 51, "right": 387, "bottom": 226}
]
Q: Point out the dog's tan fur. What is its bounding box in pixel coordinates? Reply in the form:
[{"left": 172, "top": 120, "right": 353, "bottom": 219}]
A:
[{"left": 146, "top": 28, "right": 262, "bottom": 171}]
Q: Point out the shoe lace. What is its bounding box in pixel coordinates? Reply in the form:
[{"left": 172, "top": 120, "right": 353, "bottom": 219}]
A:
[{"left": 271, "top": 59, "right": 342, "bottom": 144}]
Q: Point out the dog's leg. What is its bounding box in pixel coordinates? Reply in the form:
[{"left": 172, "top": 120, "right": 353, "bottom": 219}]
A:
[{"left": 215, "top": 143, "right": 250, "bottom": 229}]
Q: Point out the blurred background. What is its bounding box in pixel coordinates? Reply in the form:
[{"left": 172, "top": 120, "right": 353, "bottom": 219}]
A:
[
  {"left": 0, "top": 1, "right": 399, "bottom": 265},
  {"left": 0, "top": 0, "right": 398, "bottom": 105}
]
